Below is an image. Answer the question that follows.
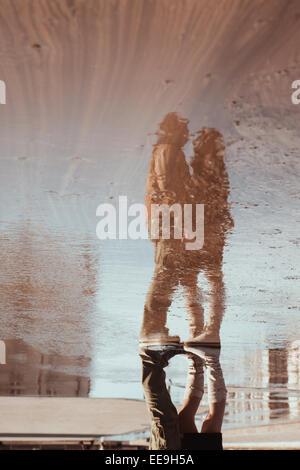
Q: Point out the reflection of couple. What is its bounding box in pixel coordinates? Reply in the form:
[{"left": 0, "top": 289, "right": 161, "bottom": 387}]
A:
[
  {"left": 140, "top": 112, "right": 233, "bottom": 348},
  {"left": 139, "top": 112, "right": 233, "bottom": 450}
]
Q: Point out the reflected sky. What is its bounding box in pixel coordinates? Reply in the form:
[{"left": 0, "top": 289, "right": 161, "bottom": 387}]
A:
[{"left": 0, "top": 0, "right": 299, "bottom": 432}]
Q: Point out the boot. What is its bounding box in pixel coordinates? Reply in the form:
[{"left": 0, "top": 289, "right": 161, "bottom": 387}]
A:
[
  {"left": 139, "top": 333, "right": 181, "bottom": 348},
  {"left": 184, "top": 330, "right": 220, "bottom": 348}
]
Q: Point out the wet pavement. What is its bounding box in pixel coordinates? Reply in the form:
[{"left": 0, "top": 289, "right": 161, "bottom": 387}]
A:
[{"left": 0, "top": 0, "right": 299, "bottom": 437}]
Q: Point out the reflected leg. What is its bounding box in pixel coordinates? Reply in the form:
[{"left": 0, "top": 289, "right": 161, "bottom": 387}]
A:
[
  {"left": 181, "top": 270, "right": 204, "bottom": 338},
  {"left": 182, "top": 346, "right": 227, "bottom": 433},
  {"left": 201, "top": 347, "right": 227, "bottom": 433},
  {"left": 201, "top": 400, "right": 226, "bottom": 433},
  {"left": 204, "top": 265, "right": 225, "bottom": 340},
  {"left": 140, "top": 264, "right": 179, "bottom": 342},
  {"left": 184, "top": 265, "right": 225, "bottom": 346},
  {"left": 178, "top": 353, "right": 204, "bottom": 433},
  {"left": 140, "top": 348, "right": 181, "bottom": 450}
]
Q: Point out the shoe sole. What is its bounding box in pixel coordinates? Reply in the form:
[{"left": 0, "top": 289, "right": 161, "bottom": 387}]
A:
[
  {"left": 184, "top": 341, "right": 221, "bottom": 348},
  {"left": 139, "top": 341, "right": 182, "bottom": 348}
]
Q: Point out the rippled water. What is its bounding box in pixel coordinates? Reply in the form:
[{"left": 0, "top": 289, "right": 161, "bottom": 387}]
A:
[{"left": 0, "top": 0, "right": 300, "bottom": 434}]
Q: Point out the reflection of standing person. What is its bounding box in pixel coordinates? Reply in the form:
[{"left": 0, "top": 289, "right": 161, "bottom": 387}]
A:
[
  {"left": 140, "top": 112, "right": 194, "bottom": 345},
  {"left": 139, "top": 346, "right": 182, "bottom": 450},
  {"left": 184, "top": 128, "right": 234, "bottom": 346}
]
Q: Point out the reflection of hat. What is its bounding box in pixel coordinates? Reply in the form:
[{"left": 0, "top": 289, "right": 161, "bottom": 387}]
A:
[
  {"left": 190, "top": 127, "right": 225, "bottom": 175},
  {"left": 193, "top": 127, "right": 224, "bottom": 151},
  {"left": 159, "top": 112, "right": 189, "bottom": 134},
  {"left": 156, "top": 112, "right": 189, "bottom": 146}
]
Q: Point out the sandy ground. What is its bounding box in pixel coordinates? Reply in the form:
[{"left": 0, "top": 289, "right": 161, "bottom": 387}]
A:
[
  {"left": 0, "top": 397, "right": 299, "bottom": 450},
  {"left": 0, "top": 397, "right": 149, "bottom": 436},
  {"left": 223, "top": 421, "right": 300, "bottom": 450}
]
